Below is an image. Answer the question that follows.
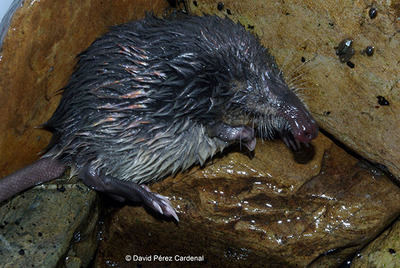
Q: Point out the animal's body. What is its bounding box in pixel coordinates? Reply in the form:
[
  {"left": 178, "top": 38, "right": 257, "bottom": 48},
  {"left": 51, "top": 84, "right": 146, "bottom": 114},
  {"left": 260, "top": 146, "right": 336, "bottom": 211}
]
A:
[{"left": 0, "top": 15, "right": 317, "bottom": 220}]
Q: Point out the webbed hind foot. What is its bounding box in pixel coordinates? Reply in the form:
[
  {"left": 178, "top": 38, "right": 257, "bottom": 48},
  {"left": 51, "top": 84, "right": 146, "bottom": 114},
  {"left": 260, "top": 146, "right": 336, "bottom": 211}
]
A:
[{"left": 79, "top": 164, "right": 179, "bottom": 221}]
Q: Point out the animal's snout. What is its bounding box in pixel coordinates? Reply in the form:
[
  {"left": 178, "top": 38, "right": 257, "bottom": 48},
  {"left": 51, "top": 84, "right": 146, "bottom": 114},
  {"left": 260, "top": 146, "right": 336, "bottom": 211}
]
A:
[{"left": 292, "top": 116, "right": 318, "bottom": 143}]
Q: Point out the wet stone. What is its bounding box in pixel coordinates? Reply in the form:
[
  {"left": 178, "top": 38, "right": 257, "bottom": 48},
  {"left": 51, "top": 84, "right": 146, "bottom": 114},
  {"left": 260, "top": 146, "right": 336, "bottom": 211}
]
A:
[
  {"left": 352, "top": 217, "right": 400, "bottom": 268},
  {"left": 94, "top": 134, "right": 400, "bottom": 267},
  {"left": 1, "top": 0, "right": 400, "bottom": 267},
  {"left": 0, "top": 180, "right": 99, "bottom": 267}
]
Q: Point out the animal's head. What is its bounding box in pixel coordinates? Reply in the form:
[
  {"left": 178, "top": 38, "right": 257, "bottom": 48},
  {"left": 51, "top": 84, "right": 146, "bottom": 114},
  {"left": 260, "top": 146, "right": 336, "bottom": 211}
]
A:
[
  {"left": 142, "top": 15, "right": 318, "bottom": 150},
  {"left": 193, "top": 16, "right": 318, "bottom": 150},
  {"left": 226, "top": 70, "right": 318, "bottom": 151}
]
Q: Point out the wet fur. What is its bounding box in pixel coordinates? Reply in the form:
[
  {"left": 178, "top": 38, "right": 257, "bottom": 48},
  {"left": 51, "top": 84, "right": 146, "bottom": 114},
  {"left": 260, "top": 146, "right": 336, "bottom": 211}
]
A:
[
  {"left": 44, "top": 15, "right": 315, "bottom": 183},
  {"left": 1, "top": 15, "right": 317, "bottom": 208}
]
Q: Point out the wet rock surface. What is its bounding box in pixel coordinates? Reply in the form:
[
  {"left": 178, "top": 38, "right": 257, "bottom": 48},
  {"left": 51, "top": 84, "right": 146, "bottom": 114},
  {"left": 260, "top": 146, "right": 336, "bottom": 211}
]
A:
[
  {"left": 0, "top": 0, "right": 399, "bottom": 267},
  {"left": 351, "top": 216, "right": 400, "bottom": 268},
  {"left": 189, "top": 0, "right": 400, "bottom": 180},
  {"left": 94, "top": 134, "right": 400, "bottom": 267},
  {"left": 0, "top": 177, "right": 99, "bottom": 268}
]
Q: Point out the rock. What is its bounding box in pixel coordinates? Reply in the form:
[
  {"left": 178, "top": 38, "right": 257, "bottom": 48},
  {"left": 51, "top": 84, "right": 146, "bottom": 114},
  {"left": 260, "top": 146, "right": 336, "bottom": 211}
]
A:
[
  {"left": 94, "top": 134, "right": 400, "bottom": 267},
  {"left": 1, "top": 0, "right": 399, "bottom": 267},
  {"left": 188, "top": 0, "right": 400, "bottom": 180},
  {"left": 0, "top": 177, "right": 99, "bottom": 267},
  {"left": 351, "top": 218, "right": 400, "bottom": 268}
]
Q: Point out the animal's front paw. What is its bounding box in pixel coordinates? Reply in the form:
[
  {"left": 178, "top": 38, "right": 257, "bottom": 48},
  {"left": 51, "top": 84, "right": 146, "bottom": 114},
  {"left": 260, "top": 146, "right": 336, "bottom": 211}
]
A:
[{"left": 207, "top": 122, "right": 256, "bottom": 151}]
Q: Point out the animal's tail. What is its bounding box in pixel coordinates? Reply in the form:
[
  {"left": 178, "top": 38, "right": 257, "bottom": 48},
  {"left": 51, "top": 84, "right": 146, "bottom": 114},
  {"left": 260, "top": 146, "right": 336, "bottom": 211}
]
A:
[{"left": 0, "top": 157, "right": 66, "bottom": 203}]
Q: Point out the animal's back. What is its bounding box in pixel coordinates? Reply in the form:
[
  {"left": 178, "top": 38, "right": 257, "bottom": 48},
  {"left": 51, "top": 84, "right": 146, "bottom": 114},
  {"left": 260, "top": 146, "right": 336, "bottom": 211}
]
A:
[
  {"left": 44, "top": 15, "right": 258, "bottom": 183},
  {"left": 0, "top": 14, "right": 317, "bottom": 220}
]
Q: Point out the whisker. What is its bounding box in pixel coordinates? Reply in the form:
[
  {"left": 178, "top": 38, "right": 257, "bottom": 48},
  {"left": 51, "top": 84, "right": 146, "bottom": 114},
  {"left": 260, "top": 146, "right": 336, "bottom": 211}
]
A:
[
  {"left": 287, "top": 72, "right": 307, "bottom": 85},
  {"left": 285, "top": 60, "right": 308, "bottom": 79},
  {"left": 289, "top": 54, "right": 317, "bottom": 74},
  {"left": 290, "top": 80, "right": 309, "bottom": 87},
  {"left": 289, "top": 84, "right": 310, "bottom": 92},
  {"left": 284, "top": 54, "right": 317, "bottom": 83},
  {"left": 278, "top": 52, "right": 293, "bottom": 77},
  {"left": 292, "top": 87, "right": 311, "bottom": 93}
]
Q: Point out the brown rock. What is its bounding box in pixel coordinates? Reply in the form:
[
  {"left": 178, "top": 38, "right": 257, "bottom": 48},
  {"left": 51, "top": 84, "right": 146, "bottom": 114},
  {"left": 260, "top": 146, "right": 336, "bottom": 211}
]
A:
[
  {"left": 94, "top": 135, "right": 400, "bottom": 267},
  {"left": 188, "top": 0, "right": 400, "bottom": 179},
  {"left": 351, "top": 218, "right": 400, "bottom": 268},
  {"left": 1, "top": 0, "right": 399, "bottom": 267}
]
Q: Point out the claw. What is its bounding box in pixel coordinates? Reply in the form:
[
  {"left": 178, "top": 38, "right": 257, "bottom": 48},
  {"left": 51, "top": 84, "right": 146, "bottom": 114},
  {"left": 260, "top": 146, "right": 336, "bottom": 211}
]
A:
[
  {"left": 143, "top": 185, "right": 179, "bottom": 222},
  {"left": 295, "top": 139, "right": 301, "bottom": 151},
  {"left": 155, "top": 193, "right": 170, "bottom": 201},
  {"left": 288, "top": 137, "right": 297, "bottom": 151},
  {"left": 152, "top": 200, "right": 163, "bottom": 214},
  {"left": 169, "top": 208, "right": 180, "bottom": 222},
  {"left": 282, "top": 132, "right": 305, "bottom": 151},
  {"left": 156, "top": 195, "right": 179, "bottom": 221},
  {"left": 244, "top": 138, "right": 257, "bottom": 151},
  {"left": 282, "top": 136, "right": 290, "bottom": 148},
  {"left": 141, "top": 185, "right": 150, "bottom": 191},
  {"left": 163, "top": 204, "right": 180, "bottom": 222}
]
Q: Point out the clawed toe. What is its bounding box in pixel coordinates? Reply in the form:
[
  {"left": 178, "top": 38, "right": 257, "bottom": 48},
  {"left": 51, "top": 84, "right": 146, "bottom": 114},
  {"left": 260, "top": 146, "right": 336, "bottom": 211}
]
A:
[
  {"left": 80, "top": 164, "right": 179, "bottom": 222},
  {"left": 142, "top": 186, "right": 179, "bottom": 222}
]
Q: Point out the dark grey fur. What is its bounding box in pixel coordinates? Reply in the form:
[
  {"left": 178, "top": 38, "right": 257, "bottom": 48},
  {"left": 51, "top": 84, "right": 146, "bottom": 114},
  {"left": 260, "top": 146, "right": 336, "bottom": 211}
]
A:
[{"left": 0, "top": 15, "right": 317, "bottom": 220}]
